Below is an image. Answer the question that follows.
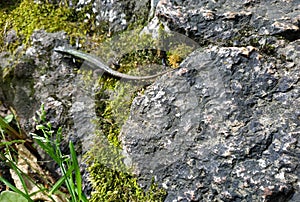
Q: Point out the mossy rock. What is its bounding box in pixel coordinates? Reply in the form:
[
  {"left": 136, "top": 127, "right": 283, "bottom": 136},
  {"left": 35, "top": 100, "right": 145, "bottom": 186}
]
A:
[{"left": 0, "top": 0, "right": 100, "bottom": 52}]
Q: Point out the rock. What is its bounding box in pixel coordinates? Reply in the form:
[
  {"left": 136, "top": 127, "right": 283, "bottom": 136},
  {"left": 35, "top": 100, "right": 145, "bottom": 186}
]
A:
[
  {"left": 0, "top": 30, "right": 95, "bottom": 195},
  {"left": 155, "top": 0, "right": 300, "bottom": 43},
  {"left": 3, "top": 30, "right": 18, "bottom": 46},
  {"left": 121, "top": 43, "right": 300, "bottom": 201},
  {"left": 91, "top": 0, "right": 150, "bottom": 33},
  {"left": 0, "top": 30, "right": 72, "bottom": 132},
  {"left": 119, "top": 1, "right": 300, "bottom": 201}
]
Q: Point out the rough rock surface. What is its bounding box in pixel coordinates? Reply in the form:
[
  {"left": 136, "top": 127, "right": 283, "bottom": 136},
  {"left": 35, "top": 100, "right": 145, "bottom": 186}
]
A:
[
  {"left": 1, "top": 30, "right": 73, "bottom": 135},
  {"left": 0, "top": 30, "right": 95, "bottom": 194},
  {"left": 36, "top": 0, "right": 150, "bottom": 33},
  {"left": 91, "top": 0, "right": 150, "bottom": 33},
  {"left": 121, "top": 43, "right": 300, "bottom": 201},
  {"left": 120, "top": 0, "right": 300, "bottom": 201},
  {"left": 156, "top": 0, "right": 300, "bottom": 43}
]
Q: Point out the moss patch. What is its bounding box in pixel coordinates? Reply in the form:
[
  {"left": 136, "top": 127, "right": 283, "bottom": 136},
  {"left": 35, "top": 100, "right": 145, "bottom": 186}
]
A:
[
  {"left": 0, "top": 0, "right": 100, "bottom": 51},
  {"left": 88, "top": 161, "right": 166, "bottom": 202},
  {"left": 86, "top": 128, "right": 166, "bottom": 202},
  {"left": 76, "top": 67, "right": 167, "bottom": 201}
]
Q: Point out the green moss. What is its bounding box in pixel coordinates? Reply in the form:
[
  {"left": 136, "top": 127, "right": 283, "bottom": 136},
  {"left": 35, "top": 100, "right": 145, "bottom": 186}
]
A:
[
  {"left": 94, "top": 77, "right": 125, "bottom": 148},
  {"left": 261, "top": 43, "right": 276, "bottom": 55},
  {"left": 117, "top": 49, "right": 167, "bottom": 73},
  {"left": 77, "top": 69, "right": 166, "bottom": 201},
  {"left": 93, "top": 75, "right": 142, "bottom": 147},
  {"left": 90, "top": 90, "right": 167, "bottom": 201},
  {"left": 88, "top": 162, "right": 166, "bottom": 202},
  {"left": 93, "top": 26, "right": 155, "bottom": 62},
  {"left": 0, "top": 0, "right": 100, "bottom": 52},
  {"left": 86, "top": 131, "right": 166, "bottom": 202},
  {"left": 65, "top": 69, "right": 157, "bottom": 200},
  {"left": 167, "top": 43, "right": 194, "bottom": 68},
  {"left": 94, "top": 24, "right": 197, "bottom": 72}
]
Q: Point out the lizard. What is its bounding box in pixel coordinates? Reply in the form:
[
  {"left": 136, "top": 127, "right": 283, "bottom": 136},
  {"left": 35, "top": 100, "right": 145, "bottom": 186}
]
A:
[{"left": 54, "top": 46, "right": 172, "bottom": 80}]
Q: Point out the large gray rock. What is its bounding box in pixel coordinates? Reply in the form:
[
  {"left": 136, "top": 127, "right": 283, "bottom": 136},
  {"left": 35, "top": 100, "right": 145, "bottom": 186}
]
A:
[
  {"left": 121, "top": 43, "right": 300, "bottom": 201},
  {"left": 120, "top": 0, "right": 300, "bottom": 201},
  {"left": 0, "top": 30, "right": 73, "bottom": 133}
]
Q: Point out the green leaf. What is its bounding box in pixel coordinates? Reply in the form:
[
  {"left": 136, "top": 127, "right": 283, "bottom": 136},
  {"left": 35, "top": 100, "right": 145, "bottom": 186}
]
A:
[
  {"left": 69, "top": 141, "right": 88, "bottom": 201},
  {"left": 48, "top": 173, "right": 68, "bottom": 195},
  {"left": 4, "top": 114, "right": 14, "bottom": 123},
  {"left": 0, "top": 191, "right": 27, "bottom": 202}
]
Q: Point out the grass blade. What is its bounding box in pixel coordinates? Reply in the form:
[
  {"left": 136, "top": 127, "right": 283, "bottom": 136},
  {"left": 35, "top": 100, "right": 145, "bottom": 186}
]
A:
[
  {"left": 48, "top": 168, "right": 71, "bottom": 195},
  {"left": 69, "top": 141, "right": 83, "bottom": 201}
]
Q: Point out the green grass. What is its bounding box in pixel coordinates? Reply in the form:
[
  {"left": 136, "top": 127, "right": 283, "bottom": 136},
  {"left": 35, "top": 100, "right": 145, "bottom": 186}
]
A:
[{"left": 0, "top": 104, "right": 88, "bottom": 201}]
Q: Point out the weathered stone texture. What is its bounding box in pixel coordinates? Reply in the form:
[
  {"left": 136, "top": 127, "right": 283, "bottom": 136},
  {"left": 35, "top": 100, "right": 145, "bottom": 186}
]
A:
[
  {"left": 120, "top": 0, "right": 300, "bottom": 201},
  {"left": 121, "top": 43, "right": 300, "bottom": 201}
]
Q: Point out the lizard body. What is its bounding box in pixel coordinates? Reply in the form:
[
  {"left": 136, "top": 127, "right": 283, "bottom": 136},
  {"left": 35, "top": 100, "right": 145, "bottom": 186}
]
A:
[{"left": 54, "top": 47, "right": 171, "bottom": 80}]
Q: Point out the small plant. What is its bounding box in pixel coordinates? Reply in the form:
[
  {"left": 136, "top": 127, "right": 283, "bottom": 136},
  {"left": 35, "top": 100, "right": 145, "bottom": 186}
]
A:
[
  {"left": 167, "top": 43, "right": 194, "bottom": 68},
  {"left": 31, "top": 104, "right": 88, "bottom": 202},
  {"left": 0, "top": 114, "right": 31, "bottom": 201},
  {"left": 0, "top": 104, "right": 88, "bottom": 202}
]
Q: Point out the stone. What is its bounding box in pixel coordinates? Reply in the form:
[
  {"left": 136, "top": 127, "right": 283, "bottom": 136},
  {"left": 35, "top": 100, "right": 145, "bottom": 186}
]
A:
[
  {"left": 0, "top": 30, "right": 95, "bottom": 195},
  {"left": 121, "top": 43, "right": 300, "bottom": 201},
  {"left": 120, "top": 1, "right": 300, "bottom": 201},
  {"left": 155, "top": 0, "right": 300, "bottom": 43},
  {"left": 91, "top": 0, "right": 150, "bottom": 33}
]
